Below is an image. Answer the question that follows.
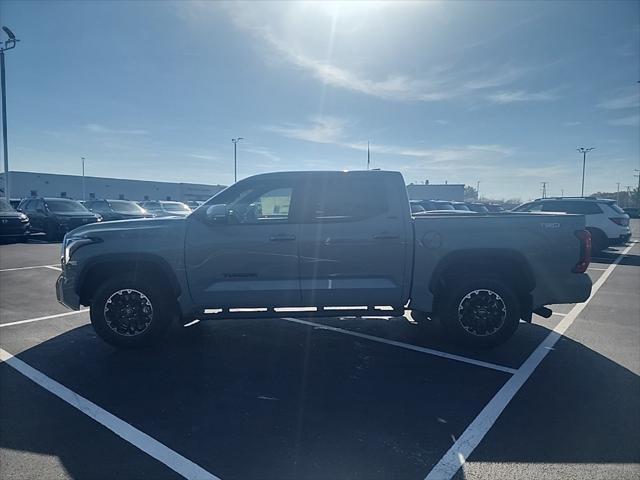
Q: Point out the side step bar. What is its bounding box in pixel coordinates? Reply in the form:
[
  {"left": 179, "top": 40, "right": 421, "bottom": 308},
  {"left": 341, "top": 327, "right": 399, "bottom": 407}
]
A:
[{"left": 194, "top": 306, "right": 405, "bottom": 321}]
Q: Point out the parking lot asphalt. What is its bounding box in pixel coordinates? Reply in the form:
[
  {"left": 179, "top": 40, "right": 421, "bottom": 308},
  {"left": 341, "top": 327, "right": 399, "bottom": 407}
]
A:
[{"left": 1, "top": 223, "right": 639, "bottom": 480}]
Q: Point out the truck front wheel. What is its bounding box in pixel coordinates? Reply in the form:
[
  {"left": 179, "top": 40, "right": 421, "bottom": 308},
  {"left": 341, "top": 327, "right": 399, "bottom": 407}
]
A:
[
  {"left": 89, "top": 275, "right": 175, "bottom": 348},
  {"left": 438, "top": 276, "right": 520, "bottom": 348}
]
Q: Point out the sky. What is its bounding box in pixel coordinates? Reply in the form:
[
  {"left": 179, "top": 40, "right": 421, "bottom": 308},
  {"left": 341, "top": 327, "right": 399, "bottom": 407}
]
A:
[{"left": 1, "top": 0, "right": 639, "bottom": 201}]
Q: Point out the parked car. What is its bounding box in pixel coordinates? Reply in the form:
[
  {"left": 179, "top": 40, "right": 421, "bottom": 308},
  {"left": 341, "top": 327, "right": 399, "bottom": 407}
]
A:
[
  {"left": 17, "top": 197, "right": 101, "bottom": 241},
  {"left": 410, "top": 201, "right": 426, "bottom": 214},
  {"left": 485, "top": 204, "right": 506, "bottom": 213},
  {"left": 0, "top": 198, "right": 30, "bottom": 242},
  {"left": 84, "top": 199, "right": 154, "bottom": 222},
  {"left": 412, "top": 199, "right": 456, "bottom": 211},
  {"left": 451, "top": 202, "right": 473, "bottom": 212},
  {"left": 623, "top": 207, "right": 639, "bottom": 219},
  {"left": 57, "top": 170, "right": 592, "bottom": 349},
  {"left": 185, "top": 200, "right": 205, "bottom": 210},
  {"left": 513, "top": 197, "right": 631, "bottom": 251},
  {"left": 466, "top": 202, "right": 490, "bottom": 213},
  {"left": 138, "top": 201, "right": 192, "bottom": 217}
]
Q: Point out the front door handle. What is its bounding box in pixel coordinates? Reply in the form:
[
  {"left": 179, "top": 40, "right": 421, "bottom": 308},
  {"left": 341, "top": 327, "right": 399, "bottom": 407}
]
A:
[
  {"left": 269, "top": 234, "right": 296, "bottom": 242},
  {"left": 373, "top": 233, "right": 399, "bottom": 240}
]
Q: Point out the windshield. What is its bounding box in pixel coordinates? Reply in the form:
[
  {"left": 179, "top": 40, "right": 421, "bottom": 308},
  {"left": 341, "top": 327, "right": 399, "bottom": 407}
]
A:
[
  {"left": 45, "top": 199, "right": 90, "bottom": 213},
  {"left": 163, "top": 202, "right": 191, "bottom": 212},
  {"left": 110, "top": 200, "right": 146, "bottom": 213},
  {"left": 0, "top": 200, "right": 15, "bottom": 212}
]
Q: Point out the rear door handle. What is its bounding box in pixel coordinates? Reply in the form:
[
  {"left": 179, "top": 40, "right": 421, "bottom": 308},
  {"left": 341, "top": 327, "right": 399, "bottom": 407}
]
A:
[
  {"left": 373, "top": 233, "right": 399, "bottom": 240},
  {"left": 269, "top": 234, "right": 296, "bottom": 242}
]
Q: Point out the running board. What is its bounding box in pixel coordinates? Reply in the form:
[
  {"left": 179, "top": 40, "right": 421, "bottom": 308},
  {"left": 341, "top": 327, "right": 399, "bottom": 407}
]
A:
[{"left": 194, "top": 306, "right": 405, "bottom": 321}]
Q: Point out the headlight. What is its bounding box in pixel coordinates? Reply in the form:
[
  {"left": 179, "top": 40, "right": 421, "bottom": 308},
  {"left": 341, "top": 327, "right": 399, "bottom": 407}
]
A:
[
  {"left": 96, "top": 215, "right": 103, "bottom": 222},
  {"left": 63, "top": 236, "right": 96, "bottom": 264},
  {"left": 19, "top": 213, "right": 29, "bottom": 222}
]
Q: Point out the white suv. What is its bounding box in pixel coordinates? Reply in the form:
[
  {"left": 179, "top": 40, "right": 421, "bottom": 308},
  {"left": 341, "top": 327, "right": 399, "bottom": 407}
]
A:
[{"left": 513, "top": 197, "right": 631, "bottom": 251}]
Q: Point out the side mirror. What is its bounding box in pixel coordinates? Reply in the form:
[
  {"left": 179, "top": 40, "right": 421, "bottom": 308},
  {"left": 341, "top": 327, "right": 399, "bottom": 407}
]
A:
[{"left": 205, "top": 204, "right": 229, "bottom": 224}]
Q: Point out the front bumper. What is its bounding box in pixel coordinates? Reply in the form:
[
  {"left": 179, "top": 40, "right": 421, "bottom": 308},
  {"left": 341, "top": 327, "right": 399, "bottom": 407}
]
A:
[{"left": 56, "top": 271, "right": 81, "bottom": 310}]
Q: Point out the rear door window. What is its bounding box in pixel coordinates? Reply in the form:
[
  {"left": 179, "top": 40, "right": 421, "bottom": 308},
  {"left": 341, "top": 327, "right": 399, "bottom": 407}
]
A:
[{"left": 302, "top": 176, "right": 388, "bottom": 222}]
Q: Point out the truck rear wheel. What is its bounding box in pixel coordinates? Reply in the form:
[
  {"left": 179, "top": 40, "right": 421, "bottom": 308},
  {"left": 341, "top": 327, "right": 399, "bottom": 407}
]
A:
[
  {"left": 438, "top": 276, "right": 520, "bottom": 348},
  {"left": 89, "top": 275, "right": 175, "bottom": 348}
]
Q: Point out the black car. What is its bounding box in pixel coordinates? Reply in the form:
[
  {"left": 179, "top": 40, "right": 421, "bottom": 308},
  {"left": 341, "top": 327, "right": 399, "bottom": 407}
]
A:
[
  {"left": 84, "top": 199, "right": 153, "bottom": 222},
  {"left": 623, "top": 207, "right": 639, "bottom": 219},
  {"left": 412, "top": 199, "right": 456, "bottom": 211},
  {"left": 485, "top": 204, "right": 505, "bottom": 213},
  {"left": 466, "top": 202, "right": 490, "bottom": 213},
  {"left": 451, "top": 201, "right": 473, "bottom": 212},
  {"left": 0, "top": 199, "right": 30, "bottom": 242},
  {"left": 17, "top": 197, "right": 101, "bottom": 241}
]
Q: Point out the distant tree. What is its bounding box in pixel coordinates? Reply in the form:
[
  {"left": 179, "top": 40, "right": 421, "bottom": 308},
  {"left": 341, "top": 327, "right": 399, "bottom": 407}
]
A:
[
  {"left": 590, "top": 187, "right": 639, "bottom": 208},
  {"left": 464, "top": 185, "right": 478, "bottom": 200}
]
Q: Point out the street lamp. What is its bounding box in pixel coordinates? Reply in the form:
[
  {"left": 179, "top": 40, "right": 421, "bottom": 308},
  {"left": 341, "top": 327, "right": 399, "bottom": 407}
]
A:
[
  {"left": 231, "top": 137, "right": 243, "bottom": 183},
  {"left": 1, "top": 26, "right": 19, "bottom": 202},
  {"left": 577, "top": 147, "right": 595, "bottom": 197},
  {"left": 81, "top": 157, "right": 86, "bottom": 201}
]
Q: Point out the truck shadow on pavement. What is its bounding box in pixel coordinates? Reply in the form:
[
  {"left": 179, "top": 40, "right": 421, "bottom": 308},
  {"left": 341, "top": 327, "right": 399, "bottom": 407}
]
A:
[{"left": 2, "top": 317, "right": 639, "bottom": 480}]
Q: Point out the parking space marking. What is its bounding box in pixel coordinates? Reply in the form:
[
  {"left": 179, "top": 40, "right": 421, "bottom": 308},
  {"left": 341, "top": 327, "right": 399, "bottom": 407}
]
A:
[
  {"left": 425, "top": 241, "right": 635, "bottom": 480},
  {"left": 588, "top": 267, "right": 608, "bottom": 271},
  {"left": 0, "top": 309, "right": 89, "bottom": 328},
  {"left": 44, "top": 265, "right": 62, "bottom": 271},
  {"left": 281, "top": 317, "right": 517, "bottom": 374},
  {"left": 0, "top": 264, "right": 60, "bottom": 273},
  {"left": 0, "top": 347, "right": 221, "bottom": 480}
]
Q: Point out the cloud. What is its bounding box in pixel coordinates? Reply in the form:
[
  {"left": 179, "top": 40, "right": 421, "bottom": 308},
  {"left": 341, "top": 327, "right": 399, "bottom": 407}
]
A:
[
  {"left": 267, "top": 116, "right": 513, "bottom": 165},
  {"left": 485, "top": 90, "right": 559, "bottom": 104},
  {"left": 598, "top": 89, "right": 640, "bottom": 110},
  {"left": 608, "top": 114, "right": 640, "bottom": 127},
  {"left": 222, "top": 4, "right": 533, "bottom": 103},
  {"left": 187, "top": 153, "right": 217, "bottom": 161},
  {"left": 85, "top": 123, "right": 149, "bottom": 135},
  {"left": 267, "top": 116, "right": 348, "bottom": 144},
  {"left": 562, "top": 121, "right": 581, "bottom": 127}
]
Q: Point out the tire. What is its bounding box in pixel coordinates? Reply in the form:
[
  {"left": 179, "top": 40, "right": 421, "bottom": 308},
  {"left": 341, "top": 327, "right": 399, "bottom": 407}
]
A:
[
  {"left": 437, "top": 276, "right": 520, "bottom": 348},
  {"left": 587, "top": 228, "right": 608, "bottom": 253},
  {"left": 89, "top": 275, "right": 175, "bottom": 348}
]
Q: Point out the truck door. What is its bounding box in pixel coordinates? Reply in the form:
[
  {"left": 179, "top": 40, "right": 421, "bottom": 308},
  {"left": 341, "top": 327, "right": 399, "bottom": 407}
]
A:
[
  {"left": 297, "top": 173, "right": 409, "bottom": 307},
  {"left": 185, "top": 177, "right": 302, "bottom": 308}
]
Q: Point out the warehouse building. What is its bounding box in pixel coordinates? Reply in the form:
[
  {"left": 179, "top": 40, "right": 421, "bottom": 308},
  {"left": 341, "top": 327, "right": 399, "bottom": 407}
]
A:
[
  {"left": 406, "top": 183, "right": 465, "bottom": 201},
  {"left": 0, "top": 171, "right": 226, "bottom": 202}
]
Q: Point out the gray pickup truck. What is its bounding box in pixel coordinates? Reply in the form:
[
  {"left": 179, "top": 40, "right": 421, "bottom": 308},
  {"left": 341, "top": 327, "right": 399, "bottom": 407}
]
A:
[{"left": 56, "top": 170, "right": 592, "bottom": 348}]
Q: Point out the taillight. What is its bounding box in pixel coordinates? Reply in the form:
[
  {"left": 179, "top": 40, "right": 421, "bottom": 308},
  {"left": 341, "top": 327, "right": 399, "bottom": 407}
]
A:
[
  {"left": 573, "top": 230, "right": 591, "bottom": 273},
  {"left": 610, "top": 217, "right": 629, "bottom": 226}
]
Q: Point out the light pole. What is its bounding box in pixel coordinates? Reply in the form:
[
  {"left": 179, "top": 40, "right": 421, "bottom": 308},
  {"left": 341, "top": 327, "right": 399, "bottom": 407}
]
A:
[
  {"left": 476, "top": 181, "right": 480, "bottom": 200},
  {"left": 81, "top": 157, "right": 86, "bottom": 201},
  {"left": 577, "top": 147, "right": 595, "bottom": 197},
  {"left": 1, "top": 26, "right": 19, "bottom": 202},
  {"left": 231, "top": 137, "right": 243, "bottom": 183},
  {"left": 616, "top": 182, "right": 620, "bottom": 205}
]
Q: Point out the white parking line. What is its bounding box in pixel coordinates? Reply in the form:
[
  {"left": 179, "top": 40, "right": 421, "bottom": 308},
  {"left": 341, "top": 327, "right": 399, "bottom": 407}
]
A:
[
  {"left": 588, "top": 267, "right": 608, "bottom": 271},
  {"left": 0, "top": 348, "right": 221, "bottom": 480},
  {"left": 0, "top": 310, "right": 89, "bottom": 328},
  {"left": 44, "top": 265, "right": 62, "bottom": 271},
  {"left": 281, "top": 317, "right": 517, "bottom": 374},
  {"left": 0, "top": 264, "right": 60, "bottom": 273},
  {"left": 424, "top": 241, "right": 635, "bottom": 480}
]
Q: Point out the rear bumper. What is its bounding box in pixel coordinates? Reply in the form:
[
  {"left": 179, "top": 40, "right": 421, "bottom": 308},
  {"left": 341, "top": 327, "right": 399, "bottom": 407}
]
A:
[
  {"left": 532, "top": 273, "right": 592, "bottom": 308},
  {"left": 56, "top": 272, "right": 81, "bottom": 310}
]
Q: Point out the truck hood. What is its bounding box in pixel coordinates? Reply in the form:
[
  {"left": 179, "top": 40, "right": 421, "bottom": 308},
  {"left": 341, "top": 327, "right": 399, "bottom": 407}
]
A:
[{"left": 68, "top": 216, "right": 187, "bottom": 237}]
